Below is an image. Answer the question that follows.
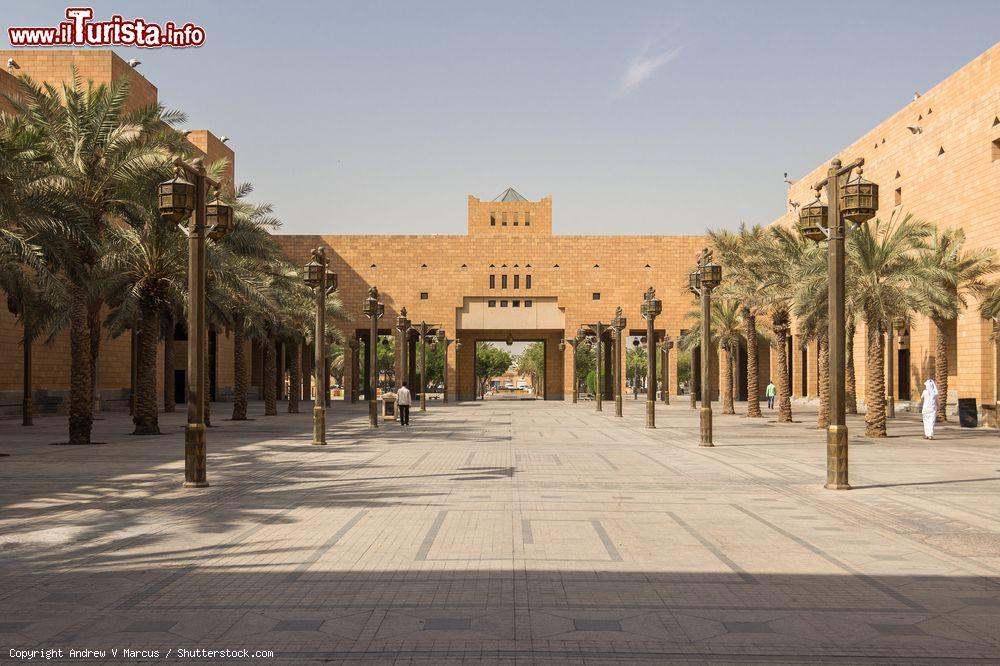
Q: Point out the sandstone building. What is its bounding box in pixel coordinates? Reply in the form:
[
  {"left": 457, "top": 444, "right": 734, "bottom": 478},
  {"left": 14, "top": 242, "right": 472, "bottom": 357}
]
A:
[{"left": 0, "top": 43, "right": 998, "bottom": 416}]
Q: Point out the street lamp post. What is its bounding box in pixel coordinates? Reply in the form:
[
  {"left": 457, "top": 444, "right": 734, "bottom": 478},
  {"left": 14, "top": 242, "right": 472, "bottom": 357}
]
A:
[
  {"left": 436, "top": 328, "right": 453, "bottom": 402},
  {"left": 363, "top": 287, "right": 384, "bottom": 428},
  {"left": 304, "top": 247, "right": 337, "bottom": 445},
  {"left": 994, "top": 318, "right": 1000, "bottom": 434},
  {"left": 691, "top": 249, "right": 722, "bottom": 446},
  {"left": 347, "top": 338, "right": 358, "bottom": 404},
  {"left": 798, "top": 157, "right": 878, "bottom": 489},
  {"left": 888, "top": 316, "right": 905, "bottom": 419},
  {"left": 642, "top": 288, "right": 662, "bottom": 428},
  {"left": 661, "top": 335, "right": 673, "bottom": 405},
  {"left": 688, "top": 270, "right": 701, "bottom": 412},
  {"left": 158, "top": 158, "right": 232, "bottom": 487},
  {"left": 396, "top": 308, "right": 411, "bottom": 400},
  {"left": 417, "top": 321, "right": 440, "bottom": 411},
  {"left": 566, "top": 331, "right": 584, "bottom": 403},
  {"left": 612, "top": 308, "right": 626, "bottom": 417},
  {"left": 581, "top": 322, "right": 608, "bottom": 411}
]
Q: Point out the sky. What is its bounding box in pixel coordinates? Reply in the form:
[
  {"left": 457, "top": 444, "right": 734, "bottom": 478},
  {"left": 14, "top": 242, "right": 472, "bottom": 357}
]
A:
[{"left": 5, "top": 1, "right": 999, "bottom": 236}]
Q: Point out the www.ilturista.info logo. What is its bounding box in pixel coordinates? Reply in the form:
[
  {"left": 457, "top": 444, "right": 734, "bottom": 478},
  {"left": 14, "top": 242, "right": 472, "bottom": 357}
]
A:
[{"left": 8, "top": 7, "right": 205, "bottom": 48}]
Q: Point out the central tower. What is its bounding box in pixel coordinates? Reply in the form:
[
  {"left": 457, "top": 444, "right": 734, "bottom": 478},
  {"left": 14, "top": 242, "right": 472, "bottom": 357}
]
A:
[{"left": 467, "top": 187, "right": 553, "bottom": 236}]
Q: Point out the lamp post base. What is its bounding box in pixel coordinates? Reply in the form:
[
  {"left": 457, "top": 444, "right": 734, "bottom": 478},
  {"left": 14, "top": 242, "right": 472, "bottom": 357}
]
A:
[
  {"left": 184, "top": 422, "right": 208, "bottom": 487},
  {"left": 699, "top": 407, "right": 713, "bottom": 446},
  {"left": 22, "top": 397, "right": 33, "bottom": 426},
  {"left": 645, "top": 399, "right": 655, "bottom": 428},
  {"left": 615, "top": 396, "right": 622, "bottom": 417},
  {"left": 313, "top": 406, "right": 326, "bottom": 445},
  {"left": 369, "top": 399, "right": 378, "bottom": 428},
  {"left": 825, "top": 424, "right": 850, "bottom": 490}
]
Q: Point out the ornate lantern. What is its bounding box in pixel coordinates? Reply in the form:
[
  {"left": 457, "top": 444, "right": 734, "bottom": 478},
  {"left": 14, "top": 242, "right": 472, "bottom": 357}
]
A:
[
  {"left": 436, "top": 328, "right": 447, "bottom": 345},
  {"left": 303, "top": 258, "right": 323, "bottom": 288},
  {"left": 558, "top": 339, "right": 566, "bottom": 352},
  {"left": 841, "top": 168, "right": 879, "bottom": 225},
  {"left": 363, "top": 287, "right": 379, "bottom": 318},
  {"left": 612, "top": 307, "right": 627, "bottom": 332},
  {"left": 797, "top": 194, "right": 828, "bottom": 242},
  {"left": 157, "top": 174, "right": 195, "bottom": 223},
  {"left": 701, "top": 261, "right": 723, "bottom": 289},
  {"left": 455, "top": 338, "right": 462, "bottom": 351},
  {"left": 506, "top": 332, "right": 514, "bottom": 346},
  {"left": 892, "top": 316, "right": 906, "bottom": 332},
  {"left": 396, "top": 308, "right": 411, "bottom": 333},
  {"left": 641, "top": 289, "right": 662, "bottom": 319},
  {"left": 576, "top": 327, "right": 588, "bottom": 342},
  {"left": 206, "top": 195, "right": 233, "bottom": 240},
  {"left": 688, "top": 270, "right": 701, "bottom": 294}
]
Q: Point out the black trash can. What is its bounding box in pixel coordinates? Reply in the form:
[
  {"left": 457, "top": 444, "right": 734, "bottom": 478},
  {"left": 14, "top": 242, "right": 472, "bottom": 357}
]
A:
[{"left": 958, "top": 398, "right": 978, "bottom": 428}]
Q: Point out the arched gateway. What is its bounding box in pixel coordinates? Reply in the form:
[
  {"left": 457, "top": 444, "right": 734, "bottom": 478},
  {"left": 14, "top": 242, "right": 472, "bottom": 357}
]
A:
[{"left": 276, "top": 189, "right": 725, "bottom": 403}]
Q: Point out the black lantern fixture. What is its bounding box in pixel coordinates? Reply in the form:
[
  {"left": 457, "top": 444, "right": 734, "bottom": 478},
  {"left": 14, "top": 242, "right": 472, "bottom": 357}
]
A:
[
  {"left": 363, "top": 288, "right": 379, "bottom": 318},
  {"left": 701, "top": 260, "right": 723, "bottom": 289},
  {"left": 506, "top": 332, "right": 514, "bottom": 346},
  {"left": 641, "top": 292, "right": 662, "bottom": 320},
  {"left": 396, "top": 309, "right": 411, "bottom": 333},
  {"left": 158, "top": 173, "right": 195, "bottom": 224},
  {"left": 798, "top": 193, "right": 829, "bottom": 242},
  {"left": 436, "top": 328, "right": 446, "bottom": 345},
  {"left": 205, "top": 194, "right": 233, "bottom": 240},
  {"left": 892, "top": 316, "right": 906, "bottom": 332},
  {"left": 632, "top": 338, "right": 640, "bottom": 348},
  {"left": 325, "top": 270, "right": 338, "bottom": 293},
  {"left": 688, "top": 270, "right": 701, "bottom": 294},
  {"left": 303, "top": 258, "right": 323, "bottom": 288},
  {"left": 840, "top": 167, "right": 879, "bottom": 225},
  {"left": 558, "top": 339, "right": 566, "bottom": 352},
  {"left": 455, "top": 338, "right": 462, "bottom": 351}
]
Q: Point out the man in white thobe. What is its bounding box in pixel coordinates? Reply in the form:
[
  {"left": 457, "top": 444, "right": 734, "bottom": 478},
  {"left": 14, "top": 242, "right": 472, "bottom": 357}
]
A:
[{"left": 920, "top": 379, "right": 938, "bottom": 440}]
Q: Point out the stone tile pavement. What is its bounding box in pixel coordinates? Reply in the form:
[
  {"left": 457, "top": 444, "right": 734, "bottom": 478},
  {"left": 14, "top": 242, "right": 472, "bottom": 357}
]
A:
[{"left": 1, "top": 398, "right": 999, "bottom": 664}]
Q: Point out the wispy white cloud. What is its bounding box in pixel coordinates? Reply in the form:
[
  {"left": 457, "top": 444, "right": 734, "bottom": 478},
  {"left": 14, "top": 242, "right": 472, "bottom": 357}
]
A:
[{"left": 617, "top": 45, "right": 682, "bottom": 97}]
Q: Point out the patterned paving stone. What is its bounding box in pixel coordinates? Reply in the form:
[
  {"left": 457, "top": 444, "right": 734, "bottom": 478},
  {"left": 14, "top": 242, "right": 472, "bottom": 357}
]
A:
[{"left": 1, "top": 398, "right": 999, "bottom": 662}]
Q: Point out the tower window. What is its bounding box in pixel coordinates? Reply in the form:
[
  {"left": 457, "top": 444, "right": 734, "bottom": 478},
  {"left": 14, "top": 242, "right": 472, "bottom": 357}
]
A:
[
  {"left": 420, "top": 292, "right": 428, "bottom": 300},
  {"left": 525, "top": 275, "right": 532, "bottom": 290},
  {"left": 524, "top": 212, "right": 530, "bottom": 226},
  {"left": 502, "top": 274, "right": 508, "bottom": 289},
  {"left": 502, "top": 212, "right": 508, "bottom": 226},
  {"left": 512, "top": 212, "right": 518, "bottom": 226},
  {"left": 489, "top": 274, "right": 495, "bottom": 289},
  {"left": 895, "top": 188, "right": 902, "bottom": 205},
  {"left": 490, "top": 214, "right": 496, "bottom": 226},
  {"left": 593, "top": 292, "right": 601, "bottom": 300},
  {"left": 514, "top": 274, "right": 520, "bottom": 289}
]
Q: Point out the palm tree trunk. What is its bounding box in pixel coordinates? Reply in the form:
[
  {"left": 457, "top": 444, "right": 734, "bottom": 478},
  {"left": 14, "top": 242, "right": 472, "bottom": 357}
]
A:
[
  {"left": 817, "top": 332, "right": 830, "bottom": 429},
  {"left": 204, "top": 338, "right": 212, "bottom": 427},
  {"left": 133, "top": 299, "right": 160, "bottom": 435},
  {"left": 162, "top": 309, "right": 175, "bottom": 413},
  {"left": 846, "top": 317, "right": 858, "bottom": 414},
  {"left": 745, "top": 310, "right": 761, "bottom": 417},
  {"left": 774, "top": 322, "right": 792, "bottom": 423},
  {"left": 88, "top": 303, "right": 101, "bottom": 414},
  {"left": 264, "top": 335, "right": 277, "bottom": 416},
  {"left": 865, "top": 322, "right": 887, "bottom": 437},
  {"left": 68, "top": 284, "right": 93, "bottom": 445},
  {"left": 288, "top": 340, "right": 300, "bottom": 413},
  {"left": 231, "top": 315, "right": 248, "bottom": 420},
  {"left": 722, "top": 344, "right": 735, "bottom": 415},
  {"left": 934, "top": 316, "right": 949, "bottom": 422}
]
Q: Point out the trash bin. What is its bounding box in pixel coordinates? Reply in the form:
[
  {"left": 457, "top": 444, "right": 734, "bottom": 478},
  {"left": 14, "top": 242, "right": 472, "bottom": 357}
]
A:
[
  {"left": 382, "top": 392, "right": 397, "bottom": 419},
  {"left": 958, "top": 398, "right": 978, "bottom": 428}
]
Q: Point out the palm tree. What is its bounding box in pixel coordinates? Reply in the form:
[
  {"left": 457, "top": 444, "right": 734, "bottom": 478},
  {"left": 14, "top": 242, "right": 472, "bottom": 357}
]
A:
[
  {"left": 679, "top": 299, "right": 743, "bottom": 415},
  {"left": 917, "top": 227, "right": 996, "bottom": 422},
  {"left": 761, "top": 226, "right": 813, "bottom": 423},
  {"left": 712, "top": 224, "right": 770, "bottom": 417},
  {"left": 9, "top": 69, "right": 184, "bottom": 444},
  {"left": 847, "top": 212, "right": 933, "bottom": 437},
  {"left": 99, "top": 211, "right": 186, "bottom": 434}
]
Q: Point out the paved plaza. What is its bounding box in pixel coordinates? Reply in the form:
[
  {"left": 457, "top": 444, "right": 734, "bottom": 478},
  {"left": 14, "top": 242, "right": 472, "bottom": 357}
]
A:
[{"left": 2, "top": 400, "right": 1000, "bottom": 664}]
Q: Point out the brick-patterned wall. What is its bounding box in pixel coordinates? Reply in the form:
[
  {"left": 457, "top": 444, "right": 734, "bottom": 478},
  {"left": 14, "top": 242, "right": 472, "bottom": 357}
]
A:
[
  {"left": 467, "top": 195, "right": 553, "bottom": 236},
  {"left": 0, "top": 68, "right": 20, "bottom": 113},
  {"left": 774, "top": 42, "right": 1000, "bottom": 406}
]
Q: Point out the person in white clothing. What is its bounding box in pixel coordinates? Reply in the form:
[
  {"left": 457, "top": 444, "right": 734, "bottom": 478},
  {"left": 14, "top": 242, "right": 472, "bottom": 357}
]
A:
[
  {"left": 396, "top": 382, "right": 412, "bottom": 426},
  {"left": 920, "top": 378, "right": 938, "bottom": 440}
]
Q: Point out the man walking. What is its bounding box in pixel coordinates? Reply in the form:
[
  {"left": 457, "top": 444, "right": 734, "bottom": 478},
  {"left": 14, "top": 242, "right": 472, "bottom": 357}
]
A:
[
  {"left": 765, "top": 380, "right": 776, "bottom": 410},
  {"left": 397, "top": 382, "right": 412, "bottom": 425}
]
